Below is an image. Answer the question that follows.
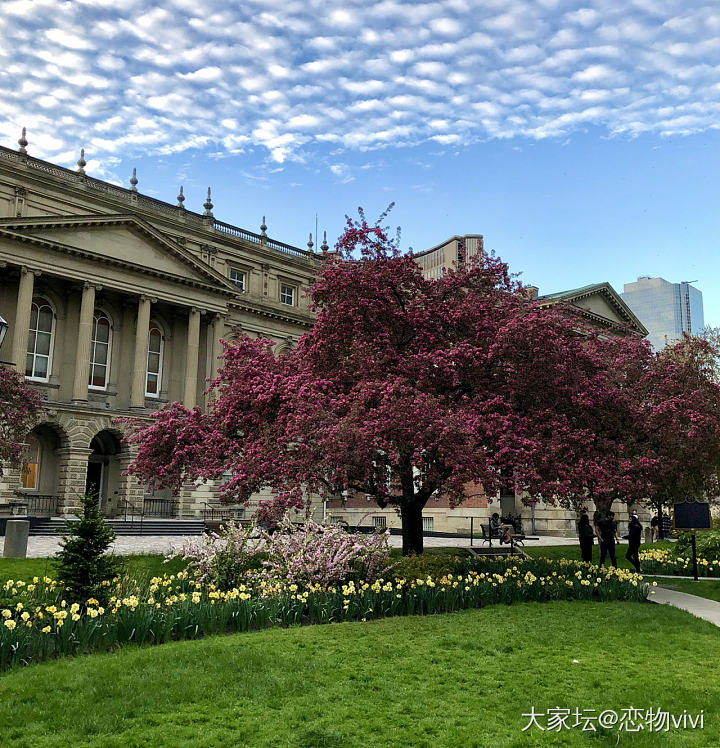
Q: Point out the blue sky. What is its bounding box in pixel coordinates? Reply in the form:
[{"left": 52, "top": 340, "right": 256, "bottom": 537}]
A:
[{"left": 1, "top": 0, "right": 718, "bottom": 325}]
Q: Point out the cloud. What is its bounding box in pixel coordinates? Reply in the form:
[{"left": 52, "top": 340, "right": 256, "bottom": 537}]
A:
[{"left": 2, "top": 0, "right": 720, "bottom": 171}]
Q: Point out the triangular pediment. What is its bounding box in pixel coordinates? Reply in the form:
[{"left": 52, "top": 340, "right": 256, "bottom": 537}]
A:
[
  {"left": 539, "top": 283, "right": 648, "bottom": 336},
  {"left": 0, "top": 214, "right": 235, "bottom": 292}
]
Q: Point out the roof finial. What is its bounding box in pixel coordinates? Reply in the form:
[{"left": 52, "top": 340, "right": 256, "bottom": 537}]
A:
[
  {"left": 203, "top": 187, "right": 213, "bottom": 217},
  {"left": 177, "top": 185, "right": 185, "bottom": 209},
  {"left": 320, "top": 230, "right": 329, "bottom": 252},
  {"left": 129, "top": 168, "right": 138, "bottom": 192},
  {"left": 76, "top": 148, "right": 87, "bottom": 175},
  {"left": 18, "top": 127, "right": 28, "bottom": 155},
  {"left": 307, "top": 232, "right": 314, "bottom": 252},
  {"left": 260, "top": 215, "right": 267, "bottom": 237}
]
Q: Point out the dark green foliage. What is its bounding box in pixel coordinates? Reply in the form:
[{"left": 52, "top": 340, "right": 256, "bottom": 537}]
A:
[
  {"left": 54, "top": 493, "right": 123, "bottom": 604},
  {"left": 675, "top": 530, "right": 720, "bottom": 562},
  {"left": 212, "top": 550, "right": 268, "bottom": 590}
]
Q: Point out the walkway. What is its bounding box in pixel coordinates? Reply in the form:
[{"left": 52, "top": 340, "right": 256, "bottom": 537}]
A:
[
  {"left": 0, "top": 532, "right": 578, "bottom": 559},
  {"left": 649, "top": 587, "right": 720, "bottom": 628}
]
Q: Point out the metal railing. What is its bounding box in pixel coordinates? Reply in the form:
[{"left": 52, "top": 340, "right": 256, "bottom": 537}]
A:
[
  {"left": 143, "top": 498, "right": 179, "bottom": 518},
  {"left": 202, "top": 502, "right": 245, "bottom": 523},
  {"left": 26, "top": 494, "right": 58, "bottom": 517}
]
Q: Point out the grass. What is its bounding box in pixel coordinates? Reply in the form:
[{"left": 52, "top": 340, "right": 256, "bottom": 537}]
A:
[
  {"left": 525, "top": 540, "right": 676, "bottom": 570},
  {"left": 0, "top": 554, "right": 187, "bottom": 585},
  {"left": 647, "top": 577, "right": 720, "bottom": 603},
  {"left": 0, "top": 601, "right": 715, "bottom": 747}
]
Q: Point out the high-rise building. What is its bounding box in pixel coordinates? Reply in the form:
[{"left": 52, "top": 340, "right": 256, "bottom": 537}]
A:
[{"left": 621, "top": 277, "right": 704, "bottom": 351}]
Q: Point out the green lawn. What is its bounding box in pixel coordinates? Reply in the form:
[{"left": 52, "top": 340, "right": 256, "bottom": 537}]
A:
[
  {"left": 648, "top": 577, "right": 720, "bottom": 603},
  {"left": 0, "top": 554, "right": 187, "bottom": 585},
  {"left": 525, "top": 540, "right": 676, "bottom": 570},
  {"left": 0, "top": 601, "right": 715, "bottom": 747}
]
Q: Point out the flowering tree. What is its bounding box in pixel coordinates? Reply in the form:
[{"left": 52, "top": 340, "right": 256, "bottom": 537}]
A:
[
  {"left": 0, "top": 366, "right": 41, "bottom": 476},
  {"left": 629, "top": 335, "right": 720, "bottom": 511},
  {"left": 127, "top": 210, "right": 673, "bottom": 554}
]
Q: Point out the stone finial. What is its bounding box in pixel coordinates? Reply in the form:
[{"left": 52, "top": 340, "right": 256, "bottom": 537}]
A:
[
  {"left": 129, "top": 168, "right": 138, "bottom": 192},
  {"left": 17, "top": 127, "right": 28, "bottom": 154},
  {"left": 307, "top": 232, "right": 314, "bottom": 252},
  {"left": 320, "top": 230, "right": 329, "bottom": 252},
  {"left": 177, "top": 185, "right": 185, "bottom": 209},
  {"left": 260, "top": 215, "right": 267, "bottom": 237},
  {"left": 203, "top": 187, "right": 213, "bottom": 217},
  {"left": 76, "top": 148, "right": 87, "bottom": 175}
]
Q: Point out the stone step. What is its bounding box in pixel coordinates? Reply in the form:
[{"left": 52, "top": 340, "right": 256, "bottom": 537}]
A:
[{"left": 28, "top": 518, "right": 206, "bottom": 537}]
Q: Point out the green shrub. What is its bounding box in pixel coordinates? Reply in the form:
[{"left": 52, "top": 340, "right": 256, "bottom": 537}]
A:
[
  {"left": 674, "top": 530, "right": 720, "bottom": 563},
  {"left": 390, "top": 553, "right": 463, "bottom": 579},
  {"left": 54, "top": 493, "right": 123, "bottom": 604}
]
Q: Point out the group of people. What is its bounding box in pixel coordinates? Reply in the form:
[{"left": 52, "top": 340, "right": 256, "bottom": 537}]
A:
[{"left": 577, "top": 508, "right": 643, "bottom": 572}]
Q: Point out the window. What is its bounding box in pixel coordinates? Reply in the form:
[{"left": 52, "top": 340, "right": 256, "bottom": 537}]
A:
[
  {"left": 145, "top": 322, "right": 164, "bottom": 398},
  {"left": 372, "top": 516, "right": 387, "bottom": 529},
  {"left": 21, "top": 434, "right": 40, "bottom": 490},
  {"left": 229, "top": 268, "right": 246, "bottom": 291},
  {"left": 26, "top": 298, "right": 54, "bottom": 381},
  {"left": 422, "top": 516, "right": 434, "bottom": 533},
  {"left": 280, "top": 283, "right": 295, "bottom": 306},
  {"left": 89, "top": 310, "right": 112, "bottom": 389}
]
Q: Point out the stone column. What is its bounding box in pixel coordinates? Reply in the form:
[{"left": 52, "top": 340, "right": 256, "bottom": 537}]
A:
[
  {"left": 183, "top": 307, "right": 201, "bottom": 408},
  {"left": 130, "top": 295, "right": 152, "bottom": 408},
  {"left": 71, "top": 283, "right": 96, "bottom": 402},
  {"left": 206, "top": 313, "right": 226, "bottom": 407},
  {"left": 55, "top": 446, "right": 93, "bottom": 516},
  {"left": 11, "top": 267, "right": 36, "bottom": 373}
]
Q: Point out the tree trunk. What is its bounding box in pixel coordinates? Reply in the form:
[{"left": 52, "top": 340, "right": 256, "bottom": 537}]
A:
[{"left": 400, "top": 501, "right": 424, "bottom": 556}]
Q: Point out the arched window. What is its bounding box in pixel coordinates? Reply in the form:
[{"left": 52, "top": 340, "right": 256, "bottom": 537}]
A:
[
  {"left": 26, "top": 298, "right": 55, "bottom": 381},
  {"left": 88, "top": 309, "right": 112, "bottom": 390},
  {"left": 145, "top": 321, "right": 164, "bottom": 398}
]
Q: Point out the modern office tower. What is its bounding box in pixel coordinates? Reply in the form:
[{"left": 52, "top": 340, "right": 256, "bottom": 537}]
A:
[{"left": 621, "top": 276, "right": 704, "bottom": 350}]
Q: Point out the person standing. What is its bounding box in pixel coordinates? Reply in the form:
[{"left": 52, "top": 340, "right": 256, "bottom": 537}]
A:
[
  {"left": 578, "top": 509, "right": 594, "bottom": 563},
  {"left": 624, "top": 512, "right": 643, "bottom": 572},
  {"left": 596, "top": 511, "right": 621, "bottom": 568},
  {"left": 650, "top": 513, "right": 660, "bottom": 542}
]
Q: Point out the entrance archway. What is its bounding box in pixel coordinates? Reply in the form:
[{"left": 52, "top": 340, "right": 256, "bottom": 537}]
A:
[{"left": 86, "top": 430, "right": 122, "bottom": 516}]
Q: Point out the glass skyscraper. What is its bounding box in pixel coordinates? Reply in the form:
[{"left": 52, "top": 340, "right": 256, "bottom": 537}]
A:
[{"left": 621, "top": 277, "right": 704, "bottom": 351}]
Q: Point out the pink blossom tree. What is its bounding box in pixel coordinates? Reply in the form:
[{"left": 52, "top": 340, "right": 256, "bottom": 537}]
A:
[
  {"left": 125, "top": 211, "right": 717, "bottom": 554},
  {"left": 0, "top": 367, "right": 42, "bottom": 475}
]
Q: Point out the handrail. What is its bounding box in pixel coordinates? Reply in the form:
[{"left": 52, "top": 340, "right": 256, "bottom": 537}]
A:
[{"left": 202, "top": 502, "right": 245, "bottom": 522}]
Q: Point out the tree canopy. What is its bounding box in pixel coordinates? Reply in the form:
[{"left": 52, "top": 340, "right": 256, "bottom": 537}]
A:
[
  {"left": 0, "top": 366, "right": 42, "bottom": 476},
  {"left": 126, "top": 211, "right": 720, "bottom": 553}
]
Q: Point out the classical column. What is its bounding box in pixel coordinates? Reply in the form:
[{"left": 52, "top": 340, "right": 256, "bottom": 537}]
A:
[
  {"left": 129, "top": 295, "right": 152, "bottom": 408},
  {"left": 11, "top": 267, "right": 36, "bottom": 373},
  {"left": 183, "top": 307, "right": 201, "bottom": 408},
  {"left": 206, "top": 314, "right": 226, "bottom": 407},
  {"left": 71, "top": 283, "right": 96, "bottom": 401}
]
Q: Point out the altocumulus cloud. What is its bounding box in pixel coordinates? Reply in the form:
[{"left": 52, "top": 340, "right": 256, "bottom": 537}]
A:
[{"left": 2, "top": 0, "right": 720, "bottom": 169}]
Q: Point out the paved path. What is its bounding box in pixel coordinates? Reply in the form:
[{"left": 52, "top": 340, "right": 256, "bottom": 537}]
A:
[
  {"left": 649, "top": 587, "right": 720, "bottom": 628},
  {"left": 0, "top": 532, "right": 579, "bottom": 559}
]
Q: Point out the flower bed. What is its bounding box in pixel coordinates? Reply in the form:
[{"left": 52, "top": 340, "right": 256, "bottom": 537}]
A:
[
  {"left": 638, "top": 547, "right": 720, "bottom": 577},
  {"left": 0, "top": 560, "right": 650, "bottom": 672}
]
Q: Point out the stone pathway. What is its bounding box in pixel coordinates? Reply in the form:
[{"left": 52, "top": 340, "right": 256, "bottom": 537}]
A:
[
  {"left": 649, "top": 587, "right": 720, "bottom": 628},
  {"left": 0, "top": 532, "right": 581, "bottom": 559}
]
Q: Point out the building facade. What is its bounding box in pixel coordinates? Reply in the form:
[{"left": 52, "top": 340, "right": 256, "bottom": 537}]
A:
[
  {"left": 0, "top": 136, "right": 320, "bottom": 519},
  {"left": 621, "top": 276, "right": 704, "bottom": 351}
]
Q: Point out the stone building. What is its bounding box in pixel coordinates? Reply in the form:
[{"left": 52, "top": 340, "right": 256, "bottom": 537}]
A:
[{"left": 0, "top": 132, "right": 319, "bottom": 519}]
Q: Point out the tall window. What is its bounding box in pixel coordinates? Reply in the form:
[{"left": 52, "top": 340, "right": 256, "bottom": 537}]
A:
[
  {"left": 145, "top": 322, "right": 164, "bottom": 397},
  {"left": 26, "top": 298, "right": 54, "bottom": 381},
  {"left": 280, "top": 283, "right": 295, "bottom": 306},
  {"left": 229, "top": 268, "right": 246, "bottom": 291},
  {"left": 88, "top": 310, "right": 112, "bottom": 389}
]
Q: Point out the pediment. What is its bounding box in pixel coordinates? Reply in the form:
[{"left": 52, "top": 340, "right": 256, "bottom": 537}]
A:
[
  {"left": 0, "top": 214, "right": 235, "bottom": 292},
  {"left": 539, "top": 283, "right": 647, "bottom": 336}
]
